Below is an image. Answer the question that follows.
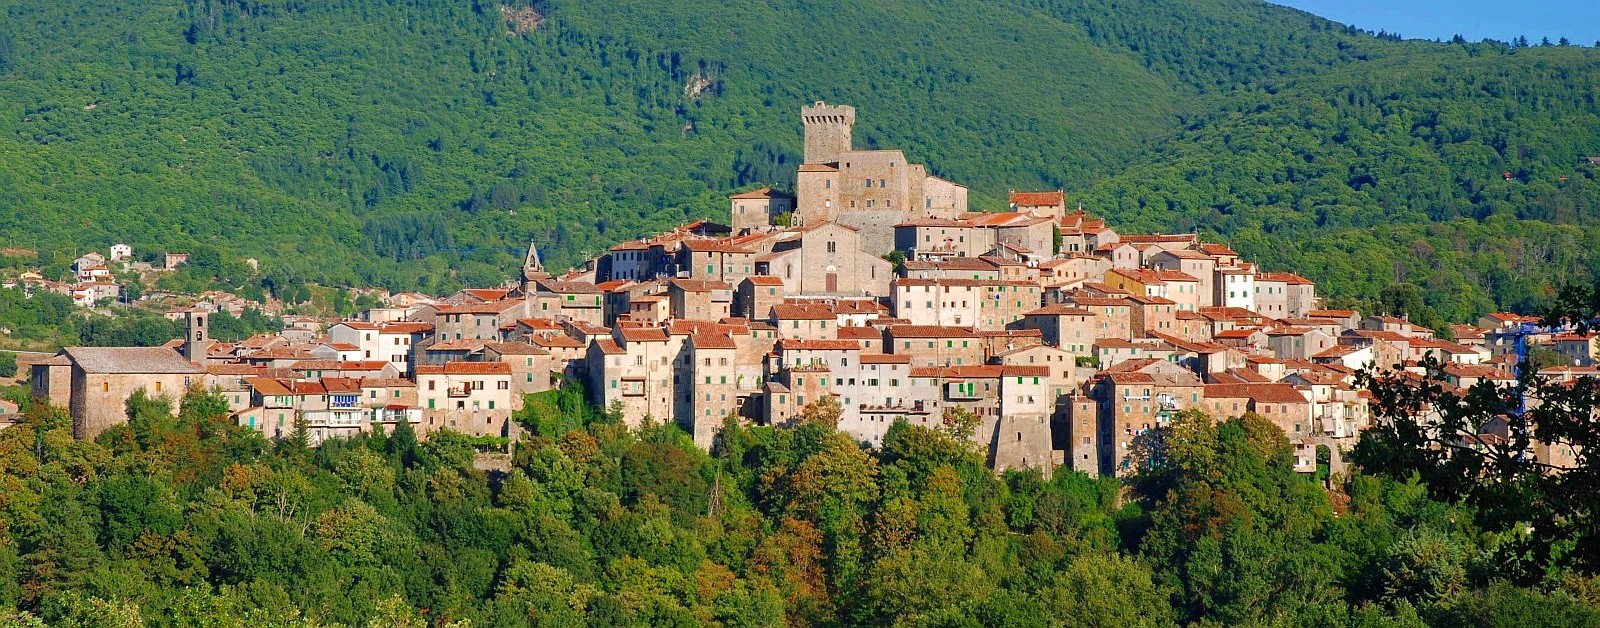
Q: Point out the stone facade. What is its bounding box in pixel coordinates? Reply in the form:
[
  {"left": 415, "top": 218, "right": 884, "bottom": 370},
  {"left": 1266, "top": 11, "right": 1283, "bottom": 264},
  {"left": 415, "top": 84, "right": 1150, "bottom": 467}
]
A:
[{"left": 56, "top": 347, "right": 206, "bottom": 440}]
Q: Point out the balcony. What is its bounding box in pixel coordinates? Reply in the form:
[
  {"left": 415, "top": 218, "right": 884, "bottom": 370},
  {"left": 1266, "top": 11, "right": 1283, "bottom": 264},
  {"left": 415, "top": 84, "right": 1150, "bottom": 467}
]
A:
[
  {"left": 373, "top": 407, "right": 422, "bottom": 424},
  {"left": 447, "top": 384, "right": 472, "bottom": 397}
]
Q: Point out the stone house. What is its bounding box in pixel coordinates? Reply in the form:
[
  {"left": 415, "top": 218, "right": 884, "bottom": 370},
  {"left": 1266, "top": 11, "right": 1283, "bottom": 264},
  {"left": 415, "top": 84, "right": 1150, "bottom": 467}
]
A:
[
  {"left": 1127, "top": 294, "right": 1179, "bottom": 338},
  {"left": 900, "top": 257, "right": 1003, "bottom": 281},
  {"left": 771, "top": 302, "right": 840, "bottom": 341},
  {"left": 894, "top": 218, "right": 992, "bottom": 259},
  {"left": 48, "top": 347, "right": 206, "bottom": 440},
  {"left": 916, "top": 365, "right": 1056, "bottom": 476},
  {"left": 526, "top": 279, "right": 604, "bottom": 325},
  {"left": 415, "top": 362, "right": 516, "bottom": 438},
  {"left": 729, "top": 187, "right": 795, "bottom": 234},
  {"left": 735, "top": 275, "right": 786, "bottom": 321},
  {"left": 668, "top": 279, "right": 733, "bottom": 321},
  {"left": 884, "top": 325, "right": 983, "bottom": 367},
  {"left": 756, "top": 222, "right": 893, "bottom": 297},
  {"left": 1064, "top": 295, "right": 1133, "bottom": 342},
  {"left": 1147, "top": 249, "right": 1218, "bottom": 309},
  {"left": 587, "top": 326, "right": 677, "bottom": 427},
  {"left": 893, "top": 278, "right": 985, "bottom": 328},
  {"left": 676, "top": 239, "right": 757, "bottom": 284},
  {"left": 1008, "top": 190, "right": 1067, "bottom": 219},
  {"left": 1104, "top": 267, "right": 1203, "bottom": 312},
  {"left": 682, "top": 331, "right": 741, "bottom": 449},
  {"left": 1015, "top": 304, "right": 1099, "bottom": 355},
  {"left": 1217, "top": 267, "right": 1255, "bottom": 310},
  {"left": 1082, "top": 370, "right": 1204, "bottom": 477},
  {"left": 1266, "top": 327, "right": 1336, "bottom": 361}
]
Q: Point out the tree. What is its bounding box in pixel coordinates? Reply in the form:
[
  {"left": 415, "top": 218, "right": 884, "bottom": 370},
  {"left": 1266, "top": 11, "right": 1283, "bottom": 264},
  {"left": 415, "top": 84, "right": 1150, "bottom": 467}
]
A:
[
  {"left": 797, "top": 394, "right": 842, "bottom": 430},
  {"left": 1355, "top": 284, "right": 1600, "bottom": 576},
  {"left": 1041, "top": 553, "right": 1175, "bottom": 627},
  {"left": 0, "top": 351, "right": 15, "bottom": 378}
]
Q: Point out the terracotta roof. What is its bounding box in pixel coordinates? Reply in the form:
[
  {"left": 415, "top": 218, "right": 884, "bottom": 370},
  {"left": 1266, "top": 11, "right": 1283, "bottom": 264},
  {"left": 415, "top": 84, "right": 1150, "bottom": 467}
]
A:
[
  {"left": 449, "top": 299, "right": 526, "bottom": 314},
  {"left": 680, "top": 239, "right": 753, "bottom": 254},
  {"left": 426, "top": 340, "right": 488, "bottom": 351},
  {"left": 1109, "top": 267, "right": 1200, "bottom": 284},
  {"left": 414, "top": 362, "right": 511, "bottom": 375},
  {"left": 1307, "top": 309, "right": 1357, "bottom": 318},
  {"left": 728, "top": 187, "right": 792, "bottom": 200},
  {"left": 743, "top": 275, "right": 785, "bottom": 286},
  {"left": 248, "top": 378, "right": 294, "bottom": 396},
  {"left": 1119, "top": 234, "right": 1197, "bottom": 244},
  {"left": 206, "top": 364, "right": 261, "bottom": 376},
  {"left": 837, "top": 326, "right": 885, "bottom": 340},
  {"left": 534, "top": 279, "right": 602, "bottom": 294},
  {"left": 884, "top": 325, "right": 978, "bottom": 338},
  {"left": 902, "top": 257, "right": 1001, "bottom": 271},
  {"left": 1255, "top": 272, "right": 1314, "bottom": 285},
  {"left": 460, "top": 288, "right": 513, "bottom": 301},
  {"left": 670, "top": 278, "right": 733, "bottom": 292},
  {"left": 529, "top": 334, "right": 585, "bottom": 349},
  {"left": 688, "top": 332, "right": 738, "bottom": 349},
  {"left": 1009, "top": 190, "right": 1064, "bottom": 207},
  {"left": 485, "top": 341, "right": 550, "bottom": 356},
  {"left": 895, "top": 217, "right": 971, "bottom": 228},
  {"left": 62, "top": 347, "right": 203, "bottom": 374},
  {"left": 618, "top": 327, "right": 670, "bottom": 343},
  {"left": 331, "top": 321, "right": 379, "bottom": 330},
  {"left": 771, "top": 303, "right": 835, "bottom": 320},
  {"left": 288, "top": 360, "right": 390, "bottom": 371},
  {"left": 592, "top": 338, "right": 625, "bottom": 355},
  {"left": 778, "top": 339, "right": 859, "bottom": 351},
  {"left": 797, "top": 163, "right": 838, "bottom": 172},
  {"left": 1204, "top": 383, "right": 1308, "bottom": 404},
  {"left": 860, "top": 353, "right": 912, "bottom": 364},
  {"left": 380, "top": 322, "right": 433, "bottom": 334},
  {"left": 1024, "top": 304, "right": 1095, "bottom": 317},
  {"left": 912, "top": 365, "right": 1051, "bottom": 378},
  {"left": 1151, "top": 248, "right": 1212, "bottom": 260}
]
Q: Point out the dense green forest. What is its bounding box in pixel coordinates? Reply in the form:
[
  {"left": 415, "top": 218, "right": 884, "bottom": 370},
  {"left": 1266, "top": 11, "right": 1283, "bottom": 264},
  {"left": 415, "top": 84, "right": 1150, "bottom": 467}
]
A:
[
  {"left": 1, "top": 0, "right": 1597, "bottom": 320},
  {"left": 0, "top": 384, "right": 1595, "bottom": 626}
]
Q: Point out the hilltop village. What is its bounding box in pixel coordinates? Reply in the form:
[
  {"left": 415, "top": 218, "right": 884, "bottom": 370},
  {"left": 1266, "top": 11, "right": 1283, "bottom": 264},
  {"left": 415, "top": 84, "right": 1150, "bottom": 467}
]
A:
[{"left": 13, "top": 102, "right": 1595, "bottom": 479}]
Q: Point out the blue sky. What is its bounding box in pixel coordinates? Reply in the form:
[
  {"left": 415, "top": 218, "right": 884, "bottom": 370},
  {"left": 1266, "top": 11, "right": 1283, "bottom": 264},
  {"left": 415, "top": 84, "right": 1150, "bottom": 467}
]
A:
[{"left": 1271, "top": 0, "right": 1600, "bottom": 45}]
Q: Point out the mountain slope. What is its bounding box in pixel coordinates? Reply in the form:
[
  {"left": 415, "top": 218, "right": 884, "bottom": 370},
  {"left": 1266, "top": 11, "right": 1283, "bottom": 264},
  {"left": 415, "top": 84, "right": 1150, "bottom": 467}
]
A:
[
  {"left": 1079, "top": 44, "right": 1600, "bottom": 319},
  {"left": 0, "top": 0, "right": 1596, "bottom": 316}
]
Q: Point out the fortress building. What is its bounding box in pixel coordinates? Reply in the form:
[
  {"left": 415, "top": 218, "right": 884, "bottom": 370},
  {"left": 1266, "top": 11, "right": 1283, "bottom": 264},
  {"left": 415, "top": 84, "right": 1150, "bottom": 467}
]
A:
[{"left": 790, "top": 102, "right": 967, "bottom": 252}]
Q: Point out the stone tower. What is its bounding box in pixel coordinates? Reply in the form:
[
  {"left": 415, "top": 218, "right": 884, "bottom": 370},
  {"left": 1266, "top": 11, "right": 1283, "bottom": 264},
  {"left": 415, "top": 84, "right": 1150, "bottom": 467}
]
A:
[
  {"left": 521, "top": 239, "right": 551, "bottom": 291},
  {"left": 802, "top": 101, "right": 855, "bottom": 164},
  {"left": 183, "top": 310, "right": 212, "bottom": 363}
]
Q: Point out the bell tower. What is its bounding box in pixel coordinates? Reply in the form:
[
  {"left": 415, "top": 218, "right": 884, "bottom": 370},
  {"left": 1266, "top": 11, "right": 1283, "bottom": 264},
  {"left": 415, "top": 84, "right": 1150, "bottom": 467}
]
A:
[
  {"left": 183, "top": 310, "right": 212, "bottom": 363},
  {"left": 521, "top": 239, "right": 551, "bottom": 291}
]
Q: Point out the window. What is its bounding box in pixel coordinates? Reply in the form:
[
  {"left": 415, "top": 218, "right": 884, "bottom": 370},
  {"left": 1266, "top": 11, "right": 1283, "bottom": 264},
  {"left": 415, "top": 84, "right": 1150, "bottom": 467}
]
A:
[
  {"left": 865, "top": 179, "right": 872, "bottom": 188},
  {"left": 498, "top": 381, "right": 509, "bottom": 390},
  {"left": 826, "top": 241, "right": 837, "bottom": 253}
]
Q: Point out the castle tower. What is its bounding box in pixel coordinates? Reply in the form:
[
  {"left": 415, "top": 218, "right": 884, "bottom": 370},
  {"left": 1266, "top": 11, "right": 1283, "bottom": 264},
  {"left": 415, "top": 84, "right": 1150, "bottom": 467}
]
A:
[
  {"left": 802, "top": 101, "right": 855, "bottom": 164},
  {"left": 183, "top": 310, "right": 212, "bottom": 364}
]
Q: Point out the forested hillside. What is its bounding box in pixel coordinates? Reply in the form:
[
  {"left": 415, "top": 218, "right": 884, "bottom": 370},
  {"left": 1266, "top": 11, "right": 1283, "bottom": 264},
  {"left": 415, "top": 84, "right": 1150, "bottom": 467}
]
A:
[
  {"left": 4, "top": 385, "right": 1599, "bottom": 625},
  {"left": 0, "top": 0, "right": 1597, "bottom": 318}
]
